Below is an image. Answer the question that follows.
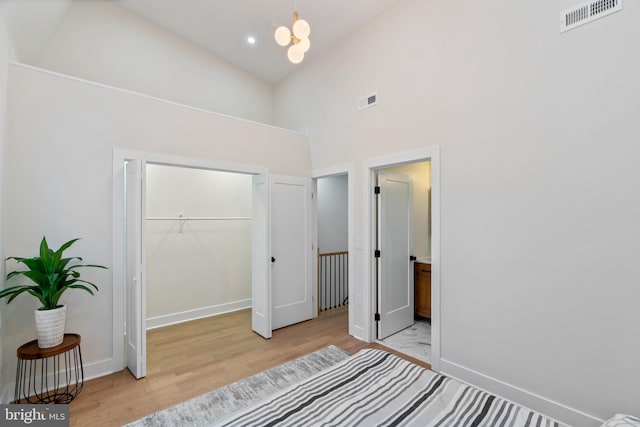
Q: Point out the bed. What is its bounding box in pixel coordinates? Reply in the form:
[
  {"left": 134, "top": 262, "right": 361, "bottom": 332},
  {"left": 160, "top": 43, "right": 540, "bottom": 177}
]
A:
[
  {"left": 601, "top": 414, "right": 640, "bottom": 427},
  {"left": 215, "top": 348, "right": 567, "bottom": 427}
]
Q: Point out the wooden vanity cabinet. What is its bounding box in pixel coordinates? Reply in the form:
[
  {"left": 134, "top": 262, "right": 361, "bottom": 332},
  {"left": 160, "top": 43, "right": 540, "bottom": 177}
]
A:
[{"left": 414, "top": 262, "right": 431, "bottom": 319}]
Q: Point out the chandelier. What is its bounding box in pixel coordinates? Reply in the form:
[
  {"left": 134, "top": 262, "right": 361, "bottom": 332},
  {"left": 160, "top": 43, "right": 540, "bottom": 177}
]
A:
[{"left": 274, "top": 11, "right": 311, "bottom": 64}]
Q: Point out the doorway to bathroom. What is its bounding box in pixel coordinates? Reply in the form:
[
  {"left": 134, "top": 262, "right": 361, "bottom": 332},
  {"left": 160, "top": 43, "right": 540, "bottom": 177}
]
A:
[
  {"left": 374, "top": 160, "right": 432, "bottom": 363},
  {"left": 362, "top": 147, "right": 440, "bottom": 368}
]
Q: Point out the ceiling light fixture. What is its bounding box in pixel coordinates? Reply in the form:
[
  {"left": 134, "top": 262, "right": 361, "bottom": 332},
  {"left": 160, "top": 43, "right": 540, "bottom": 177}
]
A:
[{"left": 274, "top": 11, "right": 311, "bottom": 64}]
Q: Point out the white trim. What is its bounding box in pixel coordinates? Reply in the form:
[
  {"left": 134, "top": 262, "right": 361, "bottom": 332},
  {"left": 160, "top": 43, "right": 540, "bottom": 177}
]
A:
[
  {"left": 115, "top": 148, "right": 268, "bottom": 176},
  {"left": 79, "top": 358, "right": 117, "bottom": 383},
  {"left": 113, "top": 148, "right": 269, "bottom": 373},
  {"left": 112, "top": 152, "right": 126, "bottom": 373},
  {"left": 430, "top": 149, "right": 441, "bottom": 371},
  {"left": 311, "top": 164, "right": 357, "bottom": 339},
  {"left": 311, "top": 164, "right": 353, "bottom": 179},
  {"left": 311, "top": 178, "right": 318, "bottom": 319},
  {"left": 9, "top": 61, "right": 305, "bottom": 137},
  {"left": 0, "top": 384, "right": 11, "bottom": 404},
  {"left": 146, "top": 300, "right": 252, "bottom": 330},
  {"left": 4, "top": 358, "right": 116, "bottom": 404},
  {"left": 440, "top": 358, "right": 604, "bottom": 427},
  {"left": 351, "top": 324, "right": 366, "bottom": 342},
  {"left": 362, "top": 147, "right": 441, "bottom": 371}
]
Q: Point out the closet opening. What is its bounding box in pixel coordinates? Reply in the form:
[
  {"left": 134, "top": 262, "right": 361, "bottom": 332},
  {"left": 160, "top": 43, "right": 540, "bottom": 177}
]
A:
[
  {"left": 143, "top": 164, "right": 254, "bottom": 377},
  {"left": 117, "top": 152, "right": 357, "bottom": 379},
  {"left": 144, "top": 164, "right": 253, "bottom": 330},
  {"left": 120, "top": 157, "right": 259, "bottom": 379}
]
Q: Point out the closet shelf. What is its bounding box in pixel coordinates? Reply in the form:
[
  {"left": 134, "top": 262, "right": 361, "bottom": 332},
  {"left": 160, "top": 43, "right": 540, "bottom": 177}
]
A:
[{"left": 146, "top": 216, "right": 252, "bottom": 220}]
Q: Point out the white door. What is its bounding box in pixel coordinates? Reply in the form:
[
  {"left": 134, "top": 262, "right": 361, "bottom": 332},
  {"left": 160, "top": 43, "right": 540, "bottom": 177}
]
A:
[
  {"left": 251, "top": 174, "right": 271, "bottom": 338},
  {"left": 377, "top": 171, "right": 414, "bottom": 340},
  {"left": 270, "top": 175, "right": 314, "bottom": 330},
  {"left": 125, "top": 160, "right": 147, "bottom": 378}
]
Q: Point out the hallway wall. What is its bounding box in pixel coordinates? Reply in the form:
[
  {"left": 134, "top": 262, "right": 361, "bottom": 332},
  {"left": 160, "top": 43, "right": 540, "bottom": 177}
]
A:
[{"left": 317, "top": 174, "right": 348, "bottom": 254}]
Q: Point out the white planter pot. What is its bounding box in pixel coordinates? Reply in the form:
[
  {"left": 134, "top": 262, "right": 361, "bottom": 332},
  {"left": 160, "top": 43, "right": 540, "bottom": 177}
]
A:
[{"left": 34, "top": 305, "right": 67, "bottom": 348}]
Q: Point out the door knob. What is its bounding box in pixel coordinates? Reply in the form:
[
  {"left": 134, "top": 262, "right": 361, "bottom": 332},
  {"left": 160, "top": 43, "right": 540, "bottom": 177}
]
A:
[
  {"left": 271, "top": 257, "right": 276, "bottom": 263},
  {"left": 410, "top": 255, "right": 417, "bottom": 261}
]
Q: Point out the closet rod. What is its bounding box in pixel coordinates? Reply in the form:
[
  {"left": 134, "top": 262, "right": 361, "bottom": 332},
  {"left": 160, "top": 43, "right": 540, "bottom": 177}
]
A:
[{"left": 146, "top": 216, "right": 252, "bottom": 221}]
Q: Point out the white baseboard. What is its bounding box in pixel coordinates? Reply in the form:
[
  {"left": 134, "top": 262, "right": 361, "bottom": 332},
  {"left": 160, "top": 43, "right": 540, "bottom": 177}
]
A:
[
  {"left": 440, "top": 358, "right": 604, "bottom": 427},
  {"left": 351, "top": 324, "right": 366, "bottom": 342},
  {"left": 83, "top": 357, "right": 119, "bottom": 382},
  {"left": 146, "top": 299, "right": 252, "bottom": 330},
  {"left": 0, "top": 384, "right": 11, "bottom": 404},
  {"left": 2, "top": 357, "right": 116, "bottom": 404}
]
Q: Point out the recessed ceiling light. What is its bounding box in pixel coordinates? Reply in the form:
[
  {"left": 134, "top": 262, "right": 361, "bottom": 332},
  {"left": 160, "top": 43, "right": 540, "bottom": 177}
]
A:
[{"left": 247, "top": 36, "right": 256, "bottom": 45}]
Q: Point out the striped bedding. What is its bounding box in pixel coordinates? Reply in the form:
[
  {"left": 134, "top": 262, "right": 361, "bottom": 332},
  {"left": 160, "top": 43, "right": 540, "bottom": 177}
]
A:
[{"left": 215, "top": 349, "right": 567, "bottom": 427}]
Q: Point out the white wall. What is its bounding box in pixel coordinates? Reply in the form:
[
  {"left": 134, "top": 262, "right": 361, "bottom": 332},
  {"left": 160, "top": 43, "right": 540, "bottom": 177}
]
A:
[
  {"left": 145, "top": 165, "right": 252, "bottom": 328},
  {"left": 385, "top": 162, "right": 431, "bottom": 259},
  {"left": 275, "top": 0, "right": 640, "bottom": 423},
  {"left": 0, "top": 13, "right": 10, "bottom": 403},
  {"left": 317, "top": 175, "right": 348, "bottom": 254},
  {"left": 2, "top": 63, "right": 310, "bottom": 398},
  {"left": 0, "top": 0, "right": 71, "bottom": 64},
  {"left": 37, "top": 1, "right": 275, "bottom": 125}
]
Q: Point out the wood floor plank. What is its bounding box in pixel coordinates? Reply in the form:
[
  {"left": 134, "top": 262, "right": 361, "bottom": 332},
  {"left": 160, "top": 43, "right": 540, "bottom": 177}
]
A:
[{"left": 69, "top": 306, "right": 430, "bottom": 426}]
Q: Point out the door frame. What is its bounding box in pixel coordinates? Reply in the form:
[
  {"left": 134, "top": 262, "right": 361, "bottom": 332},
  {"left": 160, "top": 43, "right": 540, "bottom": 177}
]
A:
[
  {"left": 362, "top": 147, "right": 441, "bottom": 371},
  {"left": 112, "top": 148, "right": 267, "bottom": 372},
  {"left": 311, "top": 164, "right": 355, "bottom": 336}
]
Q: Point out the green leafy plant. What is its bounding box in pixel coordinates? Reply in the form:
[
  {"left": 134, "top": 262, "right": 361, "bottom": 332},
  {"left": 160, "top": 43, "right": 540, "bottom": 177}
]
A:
[{"left": 0, "top": 237, "right": 107, "bottom": 310}]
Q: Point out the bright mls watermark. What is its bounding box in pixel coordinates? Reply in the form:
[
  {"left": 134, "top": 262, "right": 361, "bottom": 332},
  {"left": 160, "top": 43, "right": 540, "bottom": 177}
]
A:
[{"left": 1, "top": 405, "right": 68, "bottom": 426}]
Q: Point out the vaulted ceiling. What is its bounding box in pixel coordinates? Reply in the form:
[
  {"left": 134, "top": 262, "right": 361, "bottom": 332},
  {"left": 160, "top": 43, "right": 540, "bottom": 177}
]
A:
[{"left": 116, "top": 0, "right": 401, "bottom": 83}]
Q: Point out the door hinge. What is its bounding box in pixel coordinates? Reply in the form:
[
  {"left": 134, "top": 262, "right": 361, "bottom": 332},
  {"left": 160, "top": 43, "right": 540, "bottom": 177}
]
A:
[
  {"left": 374, "top": 249, "right": 381, "bottom": 258},
  {"left": 374, "top": 186, "right": 380, "bottom": 194},
  {"left": 374, "top": 313, "right": 381, "bottom": 321}
]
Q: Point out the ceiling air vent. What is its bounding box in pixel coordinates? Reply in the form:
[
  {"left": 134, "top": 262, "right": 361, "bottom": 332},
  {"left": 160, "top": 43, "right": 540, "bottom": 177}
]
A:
[
  {"left": 358, "top": 93, "right": 378, "bottom": 111},
  {"left": 561, "top": 0, "right": 622, "bottom": 32}
]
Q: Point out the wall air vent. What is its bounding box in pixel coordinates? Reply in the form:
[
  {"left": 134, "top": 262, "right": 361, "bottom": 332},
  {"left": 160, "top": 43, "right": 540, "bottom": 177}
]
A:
[
  {"left": 561, "top": 0, "right": 622, "bottom": 32},
  {"left": 358, "top": 93, "right": 378, "bottom": 111}
]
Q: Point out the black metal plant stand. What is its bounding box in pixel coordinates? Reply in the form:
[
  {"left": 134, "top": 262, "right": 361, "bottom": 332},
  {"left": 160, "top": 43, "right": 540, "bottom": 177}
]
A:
[{"left": 14, "top": 334, "right": 84, "bottom": 404}]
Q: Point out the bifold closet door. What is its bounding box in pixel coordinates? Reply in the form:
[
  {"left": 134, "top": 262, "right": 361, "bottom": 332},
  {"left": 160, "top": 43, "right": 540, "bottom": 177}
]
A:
[
  {"left": 125, "top": 159, "right": 147, "bottom": 379},
  {"left": 252, "top": 174, "right": 271, "bottom": 339}
]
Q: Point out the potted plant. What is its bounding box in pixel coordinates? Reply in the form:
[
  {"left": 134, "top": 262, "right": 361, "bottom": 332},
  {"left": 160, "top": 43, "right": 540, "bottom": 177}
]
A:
[{"left": 0, "top": 237, "right": 106, "bottom": 348}]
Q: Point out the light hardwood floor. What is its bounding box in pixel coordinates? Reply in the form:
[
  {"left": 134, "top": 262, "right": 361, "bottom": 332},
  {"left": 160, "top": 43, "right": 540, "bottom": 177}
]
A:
[{"left": 69, "top": 306, "right": 429, "bottom": 426}]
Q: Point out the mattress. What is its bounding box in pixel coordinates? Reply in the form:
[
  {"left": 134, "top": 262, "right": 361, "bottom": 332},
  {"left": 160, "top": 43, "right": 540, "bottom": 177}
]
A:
[{"left": 601, "top": 414, "right": 640, "bottom": 427}]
